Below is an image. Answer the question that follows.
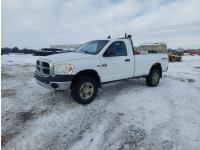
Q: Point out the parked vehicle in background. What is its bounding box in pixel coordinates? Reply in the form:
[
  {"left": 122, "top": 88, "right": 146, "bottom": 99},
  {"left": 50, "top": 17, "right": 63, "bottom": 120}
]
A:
[
  {"left": 168, "top": 49, "right": 184, "bottom": 56},
  {"left": 168, "top": 49, "right": 183, "bottom": 62},
  {"left": 35, "top": 34, "right": 168, "bottom": 104},
  {"left": 33, "top": 48, "right": 65, "bottom": 56},
  {"left": 168, "top": 53, "right": 182, "bottom": 62},
  {"left": 50, "top": 44, "right": 81, "bottom": 51},
  {"left": 176, "top": 47, "right": 184, "bottom": 56}
]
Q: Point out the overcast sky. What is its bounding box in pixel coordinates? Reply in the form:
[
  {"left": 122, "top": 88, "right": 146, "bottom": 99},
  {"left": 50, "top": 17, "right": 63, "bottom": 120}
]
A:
[{"left": 2, "top": 0, "right": 200, "bottom": 49}]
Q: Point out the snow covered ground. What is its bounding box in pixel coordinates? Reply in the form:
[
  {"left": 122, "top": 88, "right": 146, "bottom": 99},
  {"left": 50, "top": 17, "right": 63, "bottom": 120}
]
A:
[{"left": 1, "top": 54, "right": 200, "bottom": 150}]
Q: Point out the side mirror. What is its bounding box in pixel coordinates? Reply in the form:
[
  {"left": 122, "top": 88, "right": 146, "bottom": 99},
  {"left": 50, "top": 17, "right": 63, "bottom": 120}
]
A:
[{"left": 103, "top": 48, "right": 116, "bottom": 57}]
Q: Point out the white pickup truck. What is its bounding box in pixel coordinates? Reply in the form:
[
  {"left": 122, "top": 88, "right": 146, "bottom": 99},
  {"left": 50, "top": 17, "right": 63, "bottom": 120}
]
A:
[{"left": 35, "top": 35, "right": 168, "bottom": 104}]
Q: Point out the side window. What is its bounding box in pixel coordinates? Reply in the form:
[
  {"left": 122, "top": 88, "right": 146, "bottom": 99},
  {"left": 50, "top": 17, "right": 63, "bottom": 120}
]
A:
[{"left": 104, "top": 41, "right": 127, "bottom": 57}]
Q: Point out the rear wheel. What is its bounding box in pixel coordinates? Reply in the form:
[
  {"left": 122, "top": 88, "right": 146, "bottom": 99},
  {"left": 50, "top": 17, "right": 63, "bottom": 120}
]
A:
[
  {"left": 71, "top": 76, "right": 97, "bottom": 104},
  {"left": 146, "top": 69, "right": 160, "bottom": 87}
]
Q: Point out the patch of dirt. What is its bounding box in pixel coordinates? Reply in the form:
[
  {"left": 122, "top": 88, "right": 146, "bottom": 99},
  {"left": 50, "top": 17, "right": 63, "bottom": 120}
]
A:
[
  {"left": 37, "top": 109, "right": 49, "bottom": 116},
  {"left": 42, "top": 91, "right": 72, "bottom": 106},
  {"left": 15, "top": 111, "right": 36, "bottom": 123},
  {"left": 103, "top": 113, "right": 124, "bottom": 140},
  {"left": 187, "top": 79, "right": 195, "bottom": 82},
  {"left": 14, "top": 108, "right": 48, "bottom": 124},
  {"left": 119, "top": 125, "right": 146, "bottom": 150},
  {"left": 1, "top": 108, "right": 49, "bottom": 147},
  {"left": 194, "top": 66, "right": 200, "bottom": 69},
  {"left": 18, "top": 64, "right": 35, "bottom": 71},
  {"left": 1, "top": 131, "right": 20, "bottom": 146},
  {"left": 20, "top": 64, "right": 35, "bottom": 68},
  {"left": 46, "top": 106, "right": 107, "bottom": 149},
  {"left": 161, "top": 140, "right": 174, "bottom": 150},
  {"left": 1, "top": 71, "right": 13, "bottom": 79},
  {"left": 98, "top": 113, "right": 126, "bottom": 149},
  {"left": 165, "top": 75, "right": 195, "bottom": 83},
  {"left": 1, "top": 89, "right": 16, "bottom": 98}
]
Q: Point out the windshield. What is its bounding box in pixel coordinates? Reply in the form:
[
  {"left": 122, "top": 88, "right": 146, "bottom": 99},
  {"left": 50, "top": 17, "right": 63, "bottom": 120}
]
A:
[{"left": 76, "top": 40, "right": 109, "bottom": 54}]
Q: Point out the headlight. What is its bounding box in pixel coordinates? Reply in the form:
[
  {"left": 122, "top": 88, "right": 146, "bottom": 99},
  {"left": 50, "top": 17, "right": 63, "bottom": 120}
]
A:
[
  {"left": 67, "top": 64, "right": 74, "bottom": 74},
  {"left": 53, "top": 64, "right": 74, "bottom": 75}
]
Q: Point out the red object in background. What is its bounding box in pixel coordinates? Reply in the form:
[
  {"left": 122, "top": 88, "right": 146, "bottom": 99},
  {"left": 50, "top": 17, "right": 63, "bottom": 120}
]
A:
[
  {"left": 188, "top": 50, "right": 200, "bottom": 55},
  {"left": 134, "top": 51, "right": 140, "bottom": 55},
  {"left": 195, "top": 51, "right": 200, "bottom": 55},
  {"left": 133, "top": 48, "right": 140, "bottom": 55}
]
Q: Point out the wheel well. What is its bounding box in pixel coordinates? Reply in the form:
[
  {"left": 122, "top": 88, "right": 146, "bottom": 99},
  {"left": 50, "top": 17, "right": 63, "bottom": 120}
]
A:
[
  {"left": 70, "top": 70, "right": 101, "bottom": 88},
  {"left": 150, "top": 63, "right": 162, "bottom": 77}
]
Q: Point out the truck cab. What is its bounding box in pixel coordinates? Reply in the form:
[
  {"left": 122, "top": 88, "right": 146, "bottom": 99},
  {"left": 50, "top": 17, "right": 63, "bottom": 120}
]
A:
[{"left": 35, "top": 35, "right": 168, "bottom": 104}]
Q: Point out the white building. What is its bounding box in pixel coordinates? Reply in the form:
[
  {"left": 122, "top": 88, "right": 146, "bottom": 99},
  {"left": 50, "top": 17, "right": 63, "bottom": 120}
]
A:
[{"left": 138, "top": 42, "right": 167, "bottom": 53}]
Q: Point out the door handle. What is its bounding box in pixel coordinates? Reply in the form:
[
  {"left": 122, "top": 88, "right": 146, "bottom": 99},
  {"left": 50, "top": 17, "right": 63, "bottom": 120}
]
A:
[{"left": 124, "top": 59, "right": 130, "bottom": 62}]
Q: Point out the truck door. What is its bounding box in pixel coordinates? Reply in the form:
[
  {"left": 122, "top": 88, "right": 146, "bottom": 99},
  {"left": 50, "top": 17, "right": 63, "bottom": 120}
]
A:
[{"left": 100, "top": 41, "right": 133, "bottom": 82}]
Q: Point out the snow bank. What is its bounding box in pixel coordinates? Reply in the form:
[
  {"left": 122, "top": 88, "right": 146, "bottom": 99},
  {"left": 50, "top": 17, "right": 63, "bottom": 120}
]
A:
[
  {"left": 1, "top": 54, "right": 200, "bottom": 150},
  {"left": 1, "top": 54, "right": 39, "bottom": 65}
]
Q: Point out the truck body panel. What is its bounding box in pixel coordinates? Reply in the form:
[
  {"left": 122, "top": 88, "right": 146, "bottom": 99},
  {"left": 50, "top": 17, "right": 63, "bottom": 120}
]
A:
[
  {"left": 35, "top": 37, "right": 168, "bottom": 92},
  {"left": 134, "top": 54, "right": 168, "bottom": 76}
]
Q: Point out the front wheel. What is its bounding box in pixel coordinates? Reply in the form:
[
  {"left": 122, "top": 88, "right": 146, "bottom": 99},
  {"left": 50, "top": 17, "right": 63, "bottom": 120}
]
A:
[
  {"left": 71, "top": 76, "right": 97, "bottom": 104},
  {"left": 146, "top": 69, "right": 160, "bottom": 87}
]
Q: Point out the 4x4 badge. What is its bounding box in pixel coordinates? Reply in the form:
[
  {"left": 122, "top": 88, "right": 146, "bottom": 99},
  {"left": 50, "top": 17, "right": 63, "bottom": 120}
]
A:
[{"left": 102, "top": 64, "right": 107, "bottom": 67}]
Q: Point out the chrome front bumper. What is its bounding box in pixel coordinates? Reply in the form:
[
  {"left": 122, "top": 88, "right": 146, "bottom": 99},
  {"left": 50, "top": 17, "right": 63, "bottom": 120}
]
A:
[
  {"left": 35, "top": 79, "right": 71, "bottom": 90},
  {"left": 35, "top": 71, "right": 73, "bottom": 90}
]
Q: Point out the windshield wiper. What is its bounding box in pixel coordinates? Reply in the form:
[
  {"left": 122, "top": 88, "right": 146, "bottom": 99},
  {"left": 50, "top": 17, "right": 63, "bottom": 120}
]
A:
[
  {"left": 82, "top": 51, "right": 90, "bottom": 54},
  {"left": 75, "top": 50, "right": 84, "bottom": 53},
  {"left": 66, "top": 50, "right": 75, "bottom": 52}
]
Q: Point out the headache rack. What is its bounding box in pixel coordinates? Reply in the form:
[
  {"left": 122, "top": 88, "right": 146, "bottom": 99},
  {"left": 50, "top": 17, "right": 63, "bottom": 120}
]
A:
[{"left": 107, "top": 33, "right": 134, "bottom": 51}]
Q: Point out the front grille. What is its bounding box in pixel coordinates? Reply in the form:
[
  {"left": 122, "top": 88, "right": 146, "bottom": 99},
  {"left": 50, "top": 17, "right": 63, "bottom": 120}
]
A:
[
  {"left": 36, "top": 60, "right": 51, "bottom": 75},
  {"left": 42, "top": 62, "right": 50, "bottom": 68}
]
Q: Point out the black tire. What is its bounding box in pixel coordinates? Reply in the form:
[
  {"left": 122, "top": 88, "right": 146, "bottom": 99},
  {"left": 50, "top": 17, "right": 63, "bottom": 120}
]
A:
[
  {"left": 146, "top": 69, "right": 160, "bottom": 87},
  {"left": 71, "top": 76, "right": 97, "bottom": 104}
]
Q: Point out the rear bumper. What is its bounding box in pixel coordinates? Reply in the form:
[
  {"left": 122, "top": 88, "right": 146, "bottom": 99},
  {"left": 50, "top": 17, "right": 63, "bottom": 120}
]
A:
[{"left": 35, "top": 71, "right": 74, "bottom": 90}]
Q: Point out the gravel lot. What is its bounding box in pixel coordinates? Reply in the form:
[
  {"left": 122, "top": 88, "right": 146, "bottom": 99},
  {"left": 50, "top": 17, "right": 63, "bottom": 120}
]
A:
[{"left": 1, "top": 54, "right": 200, "bottom": 150}]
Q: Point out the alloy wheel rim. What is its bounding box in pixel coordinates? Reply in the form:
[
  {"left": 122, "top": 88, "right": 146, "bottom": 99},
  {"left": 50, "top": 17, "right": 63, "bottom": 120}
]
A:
[
  {"left": 80, "top": 82, "right": 94, "bottom": 100},
  {"left": 152, "top": 73, "right": 159, "bottom": 85}
]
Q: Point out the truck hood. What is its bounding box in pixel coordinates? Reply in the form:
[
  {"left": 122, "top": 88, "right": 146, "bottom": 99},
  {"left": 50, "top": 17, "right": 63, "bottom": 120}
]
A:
[{"left": 40, "top": 52, "right": 93, "bottom": 63}]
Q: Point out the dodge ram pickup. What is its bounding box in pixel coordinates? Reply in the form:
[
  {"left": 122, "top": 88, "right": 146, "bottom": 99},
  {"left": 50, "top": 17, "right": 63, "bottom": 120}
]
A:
[{"left": 35, "top": 34, "right": 168, "bottom": 104}]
